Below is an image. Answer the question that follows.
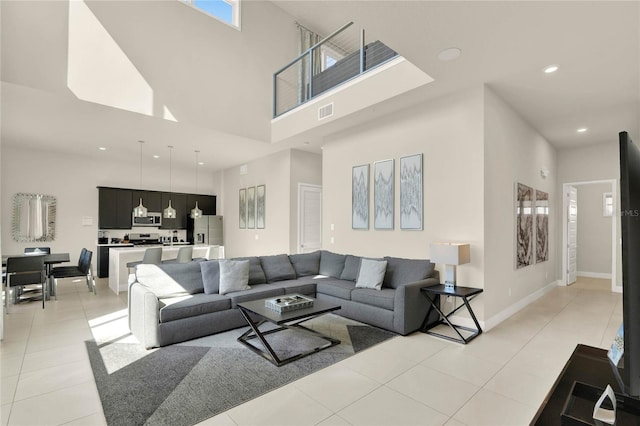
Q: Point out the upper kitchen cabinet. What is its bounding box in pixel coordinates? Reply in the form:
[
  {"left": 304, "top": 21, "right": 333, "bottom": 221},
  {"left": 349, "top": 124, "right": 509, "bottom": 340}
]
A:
[
  {"left": 131, "top": 190, "right": 162, "bottom": 213},
  {"left": 187, "top": 195, "right": 216, "bottom": 216},
  {"left": 98, "top": 187, "right": 133, "bottom": 229},
  {"left": 160, "top": 192, "right": 188, "bottom": 229}
]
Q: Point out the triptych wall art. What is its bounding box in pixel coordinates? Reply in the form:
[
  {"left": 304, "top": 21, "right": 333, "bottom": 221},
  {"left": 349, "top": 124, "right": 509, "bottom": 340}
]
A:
[
  {"left": 352, "top": 154, "right": 423, "bottom": 231},
  {"left": 239, "top": 185, "right": 266, "bottom": 229},
  {"left": 515, "top": 182, "right": 548, "bottom": 269}
]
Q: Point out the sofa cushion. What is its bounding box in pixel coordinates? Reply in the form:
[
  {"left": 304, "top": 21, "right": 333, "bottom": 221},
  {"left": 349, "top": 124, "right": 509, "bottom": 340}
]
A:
[
  {"left": 316, "top": 278, "right": 355, "bottom": 300},
  {"left": 260, "top": 254, "right": 297, "bottom": 283},
  {"left": 289, "top": 251, "right": 321, "bottom": 277},
  {"left": 226, "top": 284, "right": 285, "bottom": 308},
  {"left": 340, "top": 255, "right": 362, "bottom": 281},
  {"left": 351, "top": 288, "right": 395, "bottom": 311},
  {"left": 319, "top": 251, "right": 346, "bottom": 278},
  {"left": 234, "top": 256, "right": 267, "bottom": 285},
  {"left": 270, "top": 279, "right": 316, "bottom": 296},
  {"left": 355, "top": 259, "right": 387, "bottom": 291},
  {"left": 219, "top": 259, "right": 251, "bottom": 295},
  {"left": 135, "top": 263, "right": 203, "bottom": 299},
  {"left": 159, "top": 293, "right": 232, "bottom": 323},
  {"left": 383, "top": 257, "right": 436, "bottom": 289},
  {"left": 200, "top": 260, "right": 220, "bottom": 294}
]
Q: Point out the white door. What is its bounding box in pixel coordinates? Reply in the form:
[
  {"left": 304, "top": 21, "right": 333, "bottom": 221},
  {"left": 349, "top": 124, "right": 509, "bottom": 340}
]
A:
[
  {"left": 567, "top": 186, "right": 578, "bottom": 285},
  {"left": 299, "top": 184, "right": 322, "bottom": 253}
]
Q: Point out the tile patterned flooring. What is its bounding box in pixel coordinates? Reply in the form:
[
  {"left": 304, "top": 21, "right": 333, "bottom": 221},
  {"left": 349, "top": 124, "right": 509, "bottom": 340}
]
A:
[{"left": 0, "top": 277, "right": 621, "bottom": 425}]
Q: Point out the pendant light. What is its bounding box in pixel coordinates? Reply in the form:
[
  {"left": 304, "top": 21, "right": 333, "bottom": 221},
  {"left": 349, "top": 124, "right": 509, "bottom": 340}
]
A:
[
  {"left": 133, "top": 140, "right": 148, "bottom": 218},
  {"left": 190, "top": 150, "right": 203, "bottom": 219},
  {"left": 163, "top": 145, "right": 177, "bottom": 219}
]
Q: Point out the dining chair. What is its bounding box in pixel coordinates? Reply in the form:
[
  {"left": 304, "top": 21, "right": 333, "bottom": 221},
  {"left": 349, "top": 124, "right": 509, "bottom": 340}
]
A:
[
  {"left": 51, "top": 248, "right": 96, "bottom": 296},
  {"left": 126, "top": 247, "right": 163, "bottom": 273},
  {"left": 24, "top": 247, "right": 51, "bottom": 254},
  {"left": 5, "top": 256, "right": 47, "bottom": 313}
]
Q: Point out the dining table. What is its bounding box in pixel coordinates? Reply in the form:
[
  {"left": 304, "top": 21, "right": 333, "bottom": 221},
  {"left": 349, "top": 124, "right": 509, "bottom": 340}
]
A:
[{"left": 2, "top": 252, "right": 71, "bottom": 298}]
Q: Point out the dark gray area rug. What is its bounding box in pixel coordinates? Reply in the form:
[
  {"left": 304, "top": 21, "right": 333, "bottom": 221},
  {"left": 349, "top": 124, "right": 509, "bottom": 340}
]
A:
[{"left": 86, "top": 314, "right": 396, "bottom": 426}]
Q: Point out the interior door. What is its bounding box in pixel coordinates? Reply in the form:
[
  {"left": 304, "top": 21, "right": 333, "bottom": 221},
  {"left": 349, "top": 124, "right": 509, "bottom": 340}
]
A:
[
  {"left": 299, "top": 184, "right": 322, "bottom": 253},
  {"left": 567, "top": 186, "right": 578, "bottom": 285}
]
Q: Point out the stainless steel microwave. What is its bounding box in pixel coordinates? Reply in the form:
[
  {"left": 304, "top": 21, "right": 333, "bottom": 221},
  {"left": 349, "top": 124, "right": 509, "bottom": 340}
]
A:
[{"left": 132, "top": 212, "right": 162, "bottom": 227}]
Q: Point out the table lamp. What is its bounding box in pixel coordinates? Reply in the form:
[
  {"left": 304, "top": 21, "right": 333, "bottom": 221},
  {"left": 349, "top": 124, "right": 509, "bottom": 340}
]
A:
[{"left": 430, "top": 242, "right": 471, "bottom": 289}]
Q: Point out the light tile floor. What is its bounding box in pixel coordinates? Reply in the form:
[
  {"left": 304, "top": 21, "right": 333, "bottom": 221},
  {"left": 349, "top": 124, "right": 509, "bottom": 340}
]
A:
[{"left": 0, "top": 277, "right": 621, "bottom": 426}]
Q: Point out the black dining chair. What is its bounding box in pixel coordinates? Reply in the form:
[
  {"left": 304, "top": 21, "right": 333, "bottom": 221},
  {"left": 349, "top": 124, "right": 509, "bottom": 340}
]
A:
[
  {"left": 51, "top": 248, "right": 96, "bottom": 296},
  {"left": 4, "top": 256, "right": 47, "bottom": 313}
]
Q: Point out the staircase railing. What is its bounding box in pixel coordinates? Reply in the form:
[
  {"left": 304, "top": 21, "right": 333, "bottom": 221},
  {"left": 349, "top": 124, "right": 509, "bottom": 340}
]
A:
[{"left": 273, "top": 22, "right": 398, "bottom": 118}]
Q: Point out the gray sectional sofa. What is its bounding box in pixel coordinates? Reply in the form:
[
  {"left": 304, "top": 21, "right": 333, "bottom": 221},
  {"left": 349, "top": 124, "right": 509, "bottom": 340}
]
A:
[{"left": 128, "top": 250, "right": 439, "bottom": 349}]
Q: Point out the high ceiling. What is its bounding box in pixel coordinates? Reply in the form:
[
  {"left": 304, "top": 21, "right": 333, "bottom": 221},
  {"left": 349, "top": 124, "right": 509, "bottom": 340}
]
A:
[{"left": 2, "top": 1, "right": 639, "bottom": 173}]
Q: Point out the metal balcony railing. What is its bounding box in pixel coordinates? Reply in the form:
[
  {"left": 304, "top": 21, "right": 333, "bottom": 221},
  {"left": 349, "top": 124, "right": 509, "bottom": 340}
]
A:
[{"left": 273, "top": 22, "right": 398, "bottom": 118}]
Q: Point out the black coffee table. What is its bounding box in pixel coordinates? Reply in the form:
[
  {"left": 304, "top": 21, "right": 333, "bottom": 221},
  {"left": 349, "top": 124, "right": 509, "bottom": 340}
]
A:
[{"left": 236, "top": 296, "right": 341, "bottom": 366}]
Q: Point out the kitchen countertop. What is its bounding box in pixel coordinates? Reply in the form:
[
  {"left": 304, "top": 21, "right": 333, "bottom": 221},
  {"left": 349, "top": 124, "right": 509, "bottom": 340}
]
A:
[{"left": 97, "top": 243, "right": 134, "bottom": 247}]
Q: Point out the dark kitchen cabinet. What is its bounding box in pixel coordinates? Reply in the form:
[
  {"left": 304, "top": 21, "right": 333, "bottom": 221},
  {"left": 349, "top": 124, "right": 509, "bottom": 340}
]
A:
[
  {"left": 187, "top": 195, "right": 216, "bottom": 216},
  {"left": 98, "top": 187, "right": 133, "bottom": 229},
  {"left": 160, "top": 192, "right": 188, "bottom": 229},
  {"left": 132, "top": 190, "right": 162, "bottom": 213}
]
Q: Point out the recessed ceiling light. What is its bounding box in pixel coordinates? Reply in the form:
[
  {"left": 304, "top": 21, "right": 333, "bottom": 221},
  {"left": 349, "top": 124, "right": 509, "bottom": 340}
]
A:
[
  {"left": 543, "top": 64, "right": 559, "bottom": 74},
  {"left": 577, "top": 128, "right": 588, "bottom": 133},
  {"left": 98, "top": 147, "right": 107, "bottom": 151},
  {"left": 153, "top": 155, "right": 160, "bottom": 159},
  {"left": 198, "top": 162, "right": 204, "bottom": 166},
  {"left": 438, "top": 47, "right": 461, "bottom": 62}
]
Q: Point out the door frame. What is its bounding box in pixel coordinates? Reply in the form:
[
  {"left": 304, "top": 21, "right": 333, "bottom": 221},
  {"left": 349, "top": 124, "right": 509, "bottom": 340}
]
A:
[
  {"left": 561, "top": 180, "right": 619, "bottom": 292},
  {"left": 297, "top": 183, "right": 322, "bottom": 254}
]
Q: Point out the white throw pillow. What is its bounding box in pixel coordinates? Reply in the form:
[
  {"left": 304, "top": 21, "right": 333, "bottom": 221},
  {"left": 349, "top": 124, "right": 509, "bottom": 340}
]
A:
[
  {"left": 219, "top": 259, "right": 251, "bottom": 295},
  {"left": 355, "top": 258, "right": 388, "bottom": 291}
]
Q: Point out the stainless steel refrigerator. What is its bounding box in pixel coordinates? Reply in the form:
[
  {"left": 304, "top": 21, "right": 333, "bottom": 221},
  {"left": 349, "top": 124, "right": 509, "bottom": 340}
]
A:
[{"left": 193, "top": 215, "right": 223, "bottom": 246}]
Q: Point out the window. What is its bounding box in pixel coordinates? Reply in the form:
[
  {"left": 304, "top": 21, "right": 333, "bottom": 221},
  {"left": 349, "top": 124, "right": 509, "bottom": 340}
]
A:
[
  {"left": 603, "top": 192, "right": 614, "bottom": 217},
  {"left": 181, "top": 0, "right": 240, "bottom": 28},
  {"left": 320, "top": 44, "right": 344, "bottom": 71}
]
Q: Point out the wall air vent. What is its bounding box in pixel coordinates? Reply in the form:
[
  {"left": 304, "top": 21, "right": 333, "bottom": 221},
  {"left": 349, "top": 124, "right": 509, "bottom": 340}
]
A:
[{"left": 318, "top": 103, "right": 334, "bottom": 121}]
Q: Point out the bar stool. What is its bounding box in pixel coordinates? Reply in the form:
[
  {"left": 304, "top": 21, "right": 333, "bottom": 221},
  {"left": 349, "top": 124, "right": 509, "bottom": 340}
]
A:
[
  {"left": 163, "top": 246, "right": 193, "bottom": 264},
  {"left": 127, "top": 247, "right": 162, "bottom": 274}
]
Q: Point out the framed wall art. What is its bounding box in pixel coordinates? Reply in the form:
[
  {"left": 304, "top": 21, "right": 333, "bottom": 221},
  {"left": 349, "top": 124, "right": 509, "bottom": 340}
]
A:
[
  {"left": 374, "top": 159, "right": 394, "bottom": 230},
  {"left": 247, "top": 186, "right": 256, "bottom": 229},
  {"left": 352, "top": 164, "right": 370, "bottom": 229},
  {"left": 516, "top": 182, "right": 534, "bottom": 269},
  {"left": 256, "top": 184, "right": 266, "bottom": 229},
  {"left": 535, "top": 189, "right": 549, "bottom": 263},
  {"left": 400, "top": 153, "right": 423, "bottom": 230},
  {"left": 239, "top": 188, "right": 246, "bottom": 229}
]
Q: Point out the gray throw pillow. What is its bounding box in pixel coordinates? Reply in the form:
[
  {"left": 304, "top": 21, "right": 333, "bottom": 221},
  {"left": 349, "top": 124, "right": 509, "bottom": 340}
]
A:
[
  {"left": 233, "top": 256, "right": 267, "bottom": 285},
  {"left": 219, "top": 259, "right": 251, "bottom": 295},
  {"left": 289, "top": 251, "right": 321, "bottom": 277},
  {"left": 355, "top": 259, "right": 388, "bottom": 291},
  {"left": 260, "top": 254, "right": 297, "bottom": 283},
  {"left": 200, "top": 260, "right": 220, "bottom": 294},
  {"left": 319, "top": 251, "right": 346, "bottom": 278},
  {"left": 340, "top": 255, "right": 362, "bottom": 281}
]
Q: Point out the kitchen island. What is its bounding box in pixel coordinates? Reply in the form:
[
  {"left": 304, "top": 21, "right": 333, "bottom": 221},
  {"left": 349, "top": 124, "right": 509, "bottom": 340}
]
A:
[{"left": 108, "top": 245, "right": 224, "bottom": 294}]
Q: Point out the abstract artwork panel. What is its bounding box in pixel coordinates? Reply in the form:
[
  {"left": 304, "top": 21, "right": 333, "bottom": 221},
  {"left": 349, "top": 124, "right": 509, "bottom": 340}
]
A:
[
  {"left": 256, "top": 185, "right": 266, "bottom": 229},
  {"left": 536, "top": 189, "right": 549, "bottom": 263},
  {"left": 239, "top": 188, "right": 246, "bottom": 229},
  {"left": 247, "top": 186, "right": 256, "bottom": 229},
  {"left": 400, "top": 154, "right": 423, "bottom": 230},
  {"left": 374, "top": 159, "right": 394, "bottom": 230},
  {"left": 516, "top": 182, "right": 534, "bottom": 269},
  {"left": 352, "top": 164, "right": 369, "bottom": 229}
]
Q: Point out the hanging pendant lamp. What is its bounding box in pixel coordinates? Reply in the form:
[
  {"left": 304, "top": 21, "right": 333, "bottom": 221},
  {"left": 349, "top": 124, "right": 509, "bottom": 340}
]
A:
[
  {"left": 190, "top": 150, "right": 203, "bottom": 219},
  {"left": 133, "top": 140, "right": 148, "bottom": 218},
  {"left": 163, "top": 145, "right": 177, "bottom": 219}
]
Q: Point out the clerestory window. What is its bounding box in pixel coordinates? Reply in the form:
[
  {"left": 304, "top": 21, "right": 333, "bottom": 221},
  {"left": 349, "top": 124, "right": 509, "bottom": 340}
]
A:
[{"left": 181, "top": 0, "right": 240, "bottom": 28}]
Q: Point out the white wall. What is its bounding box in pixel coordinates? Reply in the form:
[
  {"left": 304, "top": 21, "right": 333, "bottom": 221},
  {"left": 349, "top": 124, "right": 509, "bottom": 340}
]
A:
[
  {"left": 576, "top": 183, "right": 612, "bottom": 276},
  {"left": 484, "top": 87, "right": 558, "bottom": 323},
  {"left": 1, "top": 145, "right": 219, "bottom": 269}
]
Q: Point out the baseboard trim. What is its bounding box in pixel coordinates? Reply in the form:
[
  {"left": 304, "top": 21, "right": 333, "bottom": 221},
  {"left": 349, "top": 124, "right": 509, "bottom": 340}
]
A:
[{"left": 577, "top": 271, "right": 612, "bottom": 279}]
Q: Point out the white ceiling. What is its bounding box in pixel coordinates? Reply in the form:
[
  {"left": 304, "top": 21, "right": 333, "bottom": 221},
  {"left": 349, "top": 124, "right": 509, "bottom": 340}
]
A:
[{"left": 2, "top": 1, "right": 639, "bottom": 174}]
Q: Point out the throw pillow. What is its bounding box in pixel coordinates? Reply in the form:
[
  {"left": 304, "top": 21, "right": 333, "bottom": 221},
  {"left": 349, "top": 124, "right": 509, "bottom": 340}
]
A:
[
  {"left": 319, "top": 250, "right": 346, "bottom": 278},
  {"left": 200, "top": 260, "right": 220, "bottom": 294},
  {"left": 355, "top": 258, "right": 388, "bottom": 291},
  {"left": 289, "top": 251, "right": 321, "bottom": 277},
  {"left": 233, "top": 256, "right": 267, "bottom": 285},
  {"left": 219, "top": 259, "right": 251, "bottom": 295},
  {"left": 260, "top": 254, "right": 297, "bottom": 283},
  {"left": 340, "top": 255, "right": 362, "bottom": 281}
]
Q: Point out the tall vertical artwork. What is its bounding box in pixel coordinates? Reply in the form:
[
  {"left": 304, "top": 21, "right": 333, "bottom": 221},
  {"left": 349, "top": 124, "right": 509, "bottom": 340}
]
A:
[
  {"left": 247, "top": 186, "right": 256, "bottom": 229},
  {"left": 400, "top": 154, "right": 423, "bottom": 230},
  {"left": 352, "top": 164, "right": 370, "bottom": 229},
  {"left": 536, "top": 190, "right": 549, "bottom": 263},
  {"left": 374, "top": 159, "right": 394, "bottom": 229},
  {"left": 516, "top": 182, "right": 534, "bottom": 269},
  {"left": 256, "top": 185, "right": 266, "bottom": 229},
  {"left": 239, "top": 188, "right": 246, "bottom": 229}
]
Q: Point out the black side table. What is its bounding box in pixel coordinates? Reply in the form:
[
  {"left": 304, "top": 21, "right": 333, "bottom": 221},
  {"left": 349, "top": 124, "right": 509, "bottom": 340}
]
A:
[{"left": 420, "top": 284, "right": 483, "bottom": 344}]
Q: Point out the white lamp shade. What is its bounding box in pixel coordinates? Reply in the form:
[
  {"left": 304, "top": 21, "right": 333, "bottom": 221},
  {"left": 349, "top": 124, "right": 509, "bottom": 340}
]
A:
[
  {"left": 133, "top": 198, "right": 148, "bottom": 218},
  {"left": 163, "top": 200, "right": 176, "bottom": 219},
  {"left": 430, "top": 243, "right": 471, "bottom": 265},
  {"left": 190, "top": 201, "right": 203, "bottom": 219}
]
